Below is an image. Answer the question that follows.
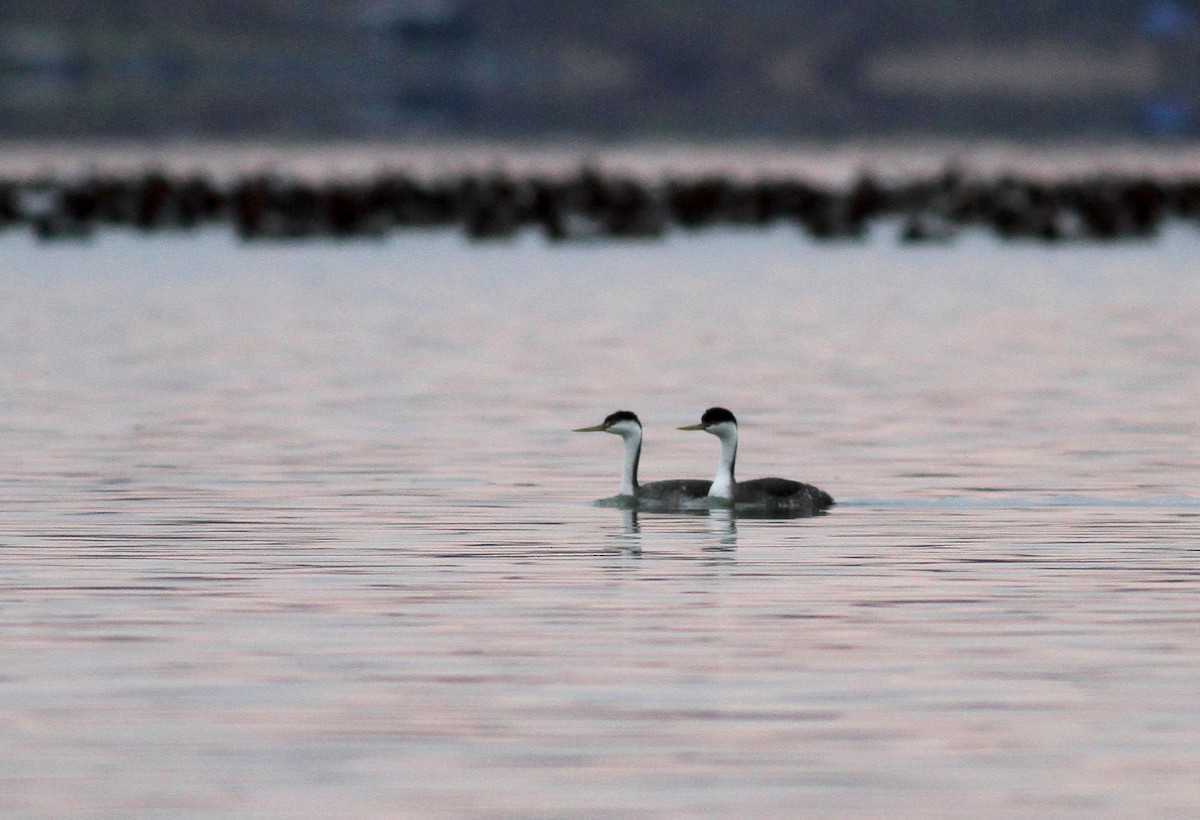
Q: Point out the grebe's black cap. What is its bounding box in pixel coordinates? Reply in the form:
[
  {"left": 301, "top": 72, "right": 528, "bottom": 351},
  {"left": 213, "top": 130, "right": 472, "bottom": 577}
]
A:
[
  {"left": 699, "top": 407, "right": 737, "bottom": 426},
  {"left": 603, "top": 410, "right": 640, "bottom": 427}
]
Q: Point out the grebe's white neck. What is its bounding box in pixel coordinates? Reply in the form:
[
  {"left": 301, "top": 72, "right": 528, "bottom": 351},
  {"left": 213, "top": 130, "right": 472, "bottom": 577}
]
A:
[
  {"left": 596, "top": 418, "right": 642, "bottom": 497},
  {"left": 706, "top": 421, "right": 737, "bottom": 499},
  {"left": 618, "top": 426, "right": 641, "bottom": 496}
]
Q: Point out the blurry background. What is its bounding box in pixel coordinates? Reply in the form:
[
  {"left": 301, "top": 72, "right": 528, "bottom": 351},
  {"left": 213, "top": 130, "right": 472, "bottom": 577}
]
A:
[{"left": 1, "top": 0, "right": 1197, "bottom": 142}]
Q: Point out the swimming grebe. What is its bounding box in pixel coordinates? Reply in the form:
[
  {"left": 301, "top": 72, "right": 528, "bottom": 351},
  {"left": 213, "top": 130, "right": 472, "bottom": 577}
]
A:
[
  {"left": 575, "top": 410, "right": 711, "bottom": 507},
  {"left": 678, "top": 407, "right": 833, "bottom": 513}
]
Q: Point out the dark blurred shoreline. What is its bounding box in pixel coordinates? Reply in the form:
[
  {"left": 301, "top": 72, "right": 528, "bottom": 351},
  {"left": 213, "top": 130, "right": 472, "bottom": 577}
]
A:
[{"left": 3, "top": 140, "right": 1200, "bottom": 243}]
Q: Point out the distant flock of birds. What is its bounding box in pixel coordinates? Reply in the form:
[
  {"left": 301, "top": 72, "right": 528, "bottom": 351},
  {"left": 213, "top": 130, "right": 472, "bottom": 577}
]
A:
[
  {"left": 4, "top": 166, "right": 1200, "bottom": 242},
  {"left": 575, "top": 408, "right": 834, "bottom": 517}
]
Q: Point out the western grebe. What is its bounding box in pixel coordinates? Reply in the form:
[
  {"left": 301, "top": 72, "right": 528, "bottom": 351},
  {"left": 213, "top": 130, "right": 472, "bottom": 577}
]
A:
[
  {"left": 678, "top": 407, "right": 834, "bottom": 513},
  {"left": 574, "top": 410, "right": 711, "bottom": 507}
]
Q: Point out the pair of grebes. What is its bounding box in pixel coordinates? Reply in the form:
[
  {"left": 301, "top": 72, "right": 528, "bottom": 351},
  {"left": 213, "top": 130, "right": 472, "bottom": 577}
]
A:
[{"left": 575, "top": 407, "right": 833, "bottom": 515}]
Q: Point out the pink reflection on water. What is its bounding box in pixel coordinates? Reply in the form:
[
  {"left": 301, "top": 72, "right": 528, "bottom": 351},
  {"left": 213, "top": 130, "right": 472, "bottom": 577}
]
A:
[{"left": 0, "top": 171, "right": 1199, "bottom": 816}]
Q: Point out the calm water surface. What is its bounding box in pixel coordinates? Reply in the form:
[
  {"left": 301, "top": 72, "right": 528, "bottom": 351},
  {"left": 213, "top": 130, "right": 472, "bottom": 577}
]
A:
[{"left": 2, "top": 222, "right": 1199, "bottom": 817}]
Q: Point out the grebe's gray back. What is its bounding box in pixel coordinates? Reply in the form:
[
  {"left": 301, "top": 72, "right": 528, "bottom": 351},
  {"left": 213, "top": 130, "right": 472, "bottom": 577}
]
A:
[
  {"left": 574, "top": 410, "right": 710, "bottom": 507},
  {"left": 679, "top": 407, "right": 833, "bottom": 514}
]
